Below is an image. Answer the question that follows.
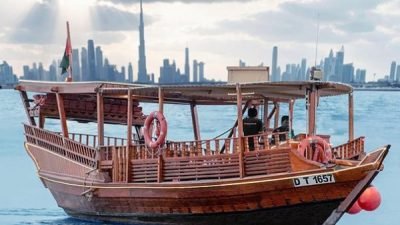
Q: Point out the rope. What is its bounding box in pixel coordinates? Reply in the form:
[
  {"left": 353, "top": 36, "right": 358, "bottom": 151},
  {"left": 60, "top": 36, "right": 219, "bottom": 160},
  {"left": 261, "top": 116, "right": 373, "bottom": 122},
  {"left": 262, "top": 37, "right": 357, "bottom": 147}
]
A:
[{"left": 212, "top": 127, "right": 234, "bottom": 140}]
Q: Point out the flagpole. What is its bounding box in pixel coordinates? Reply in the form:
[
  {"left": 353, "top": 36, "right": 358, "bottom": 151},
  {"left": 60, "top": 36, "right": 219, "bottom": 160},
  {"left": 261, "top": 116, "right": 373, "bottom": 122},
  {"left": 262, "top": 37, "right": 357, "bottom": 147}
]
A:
[{"left": 66, "top": 21, "right": 73, "bottom": 82}]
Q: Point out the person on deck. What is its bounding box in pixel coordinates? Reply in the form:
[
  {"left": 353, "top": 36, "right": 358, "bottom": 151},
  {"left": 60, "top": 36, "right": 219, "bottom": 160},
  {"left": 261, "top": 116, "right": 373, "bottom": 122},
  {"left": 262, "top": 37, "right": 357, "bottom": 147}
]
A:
[
  {"left": 243, "top": 107, "right": 263, "bottom": 151},
  {"left": 271, "top": 115, "right": 294, "bottom": 144}
]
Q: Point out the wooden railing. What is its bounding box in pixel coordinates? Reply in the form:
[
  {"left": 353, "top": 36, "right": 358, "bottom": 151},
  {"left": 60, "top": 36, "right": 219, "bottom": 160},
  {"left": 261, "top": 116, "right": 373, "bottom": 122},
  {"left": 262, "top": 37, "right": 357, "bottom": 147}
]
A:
[
  {"left": 24, "top": 124, "right": 97, "bottom": 168},
  {"left": 96, "top": 131, "right": 292, "bottom": 183},
  {"left": 163, "top": 131, "right": 289, "bottom": 157},
  {"left": 244, "top": 148, "right": 291, "bottom": 176},
  {"left": 332, "top": 136, "right": 365, "bottom": 159},
  {"left": 167, "top": 137, "right": 240, "bottom": 157},
  {"left": 67, "top": 132, "right": 139, "bottom": 148}
]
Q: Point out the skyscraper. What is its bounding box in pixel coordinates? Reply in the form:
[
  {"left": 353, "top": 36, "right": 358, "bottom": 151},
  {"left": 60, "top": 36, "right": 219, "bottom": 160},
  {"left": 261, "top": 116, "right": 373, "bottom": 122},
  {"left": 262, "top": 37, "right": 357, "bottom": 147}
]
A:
[
  {"left": 49, "top": 61, "right": 57, "bottom": 81},
  {"left": 128, "top": 63, "right": 134, "bottom": 82},
  {"left": 198, "top": 62, "right": 205, "bottom": 82},
  {"left": 121, "top": 66, "right": 126, "bottom": 82},
  {"left": 359, "top": 69, "right": 366, "bottom": 83},
  {"left": 72, "top": 49, "right": 80, "bottom": 81},
  {"left": 193, "top": 60, "right": 198, "bottom": 83},
  {"left": 38, "top": 63, "right": 45, "bottom": 80},
  {"left": 159, "top": 59, "right": 186, "bottom": 84},
  {"left": 342, "top": 63, "right": 354, "bottom": 83},
  {"left": 390, "top": 61, "right": 396, "bottom": 82},
  {"left": 300, "top": 58, "right": 307, "bottom": 81},
  {"left": 0, "top": 61, "right": 17, "bottom": 84},
  {"left": 355, "top": 68, "right": 366, "bottom": 83},
  {"left": 323, "top": 49, "right": 335, "bottom": 81},
  {"left": 184, "top": 47, "right": 190, "bottom": 82},
  {"left": 23, "top": 65, "right": 31, "bottom": 80},
  {"left": 96, "top": 46, "right": 104, "bottom": 80},
  {"left": 81, "top": 47, "right": 89, "bottom": 81},
  {"left": 271, "top": 46, "right": 279, "bottom": 81},
  {"left": 87, "top": 40, "right": 96, "bottom": 81},
  {"left": 334, "top": 46, "right": 344, "bottom": 82},
  {"left": 137, "top": 0, "right": 149, "bottom": 83},
  {"left": 396, "top": 65, "right": 400, "bottom": 82}
]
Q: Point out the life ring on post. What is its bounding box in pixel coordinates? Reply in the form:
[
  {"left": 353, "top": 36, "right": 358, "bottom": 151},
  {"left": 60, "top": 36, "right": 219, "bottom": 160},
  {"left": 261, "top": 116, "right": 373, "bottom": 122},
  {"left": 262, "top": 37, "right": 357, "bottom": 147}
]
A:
[
  {"left": 297, "top": 136, "right": 332, "bottom": 163},
  {"left": 143, "top": 111, "right": 167, "bottom": 148}
]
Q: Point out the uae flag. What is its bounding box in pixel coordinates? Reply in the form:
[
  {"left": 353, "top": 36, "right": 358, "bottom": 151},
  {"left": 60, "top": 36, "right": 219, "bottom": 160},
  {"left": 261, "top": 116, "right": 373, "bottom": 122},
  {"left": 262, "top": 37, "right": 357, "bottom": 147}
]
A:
[{"left": 59, "top": 23, "right": 72, "bottom": 75}]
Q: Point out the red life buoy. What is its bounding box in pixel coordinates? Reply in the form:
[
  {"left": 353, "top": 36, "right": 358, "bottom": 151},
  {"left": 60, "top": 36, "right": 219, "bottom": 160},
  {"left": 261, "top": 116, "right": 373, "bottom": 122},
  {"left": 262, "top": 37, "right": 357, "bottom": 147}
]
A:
[
  {"left": 297, "top": 136, "right": 332, "bottom": 163},
  {"left": 143, "top": 111, "right": 167, "bottom": 148}
]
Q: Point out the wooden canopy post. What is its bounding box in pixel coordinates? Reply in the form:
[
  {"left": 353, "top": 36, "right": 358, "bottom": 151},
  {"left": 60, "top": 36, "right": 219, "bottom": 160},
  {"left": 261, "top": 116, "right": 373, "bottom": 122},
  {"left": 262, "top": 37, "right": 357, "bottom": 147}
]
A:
[
  {"left": 263, "top": 98, "right": 269, "bottom": 131},
  {"left": 157, "top": 87, "right": 164, "bottom": 183},
  {"left": 289, "top": 99, "right": 294, "bottom": 138},
  {"left": 274, "top": 102, "right": 280, "bottom": 129},
  {"left": 158, "top": 87, "right": 164, "bottom": 113},
  {"left": 190, "top": 103, "right": 201, "bottom": 141},
  {"left": 127, "top": 89, "right": 133, "bottom": 146},
  {"left": 126, "top": 89, "right": 133, "bottom": 183},
  {"left": 18, "top": 90, "right": 36, "bottom": 126},
  {"left": 97, "top": 91, "right": 104, "bottom": 146},
  {"left": 307, "top": 85, "right": 317, "bottom": 136},
  {"left": 348, "top": 92, "right": 354, "bottom": 141},
  {"left": 236, "top": 83, "right": 245, "bottom": 178},
  {"left": 39, "top": 113, "right": 46, "bottom": 129},
  {"left": 56, "top": 93, "right": 69, "bottom": 138}
]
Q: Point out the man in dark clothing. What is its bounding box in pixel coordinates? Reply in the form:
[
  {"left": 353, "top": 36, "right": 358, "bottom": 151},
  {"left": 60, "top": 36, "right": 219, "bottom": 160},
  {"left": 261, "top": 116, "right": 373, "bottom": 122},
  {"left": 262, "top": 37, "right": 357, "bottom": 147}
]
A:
[
  {"left": 271, "top": 115, "right": 294, "bottom": 144},
  {"left": 243, "top": 108, "right": 263, "bottom": 151}
]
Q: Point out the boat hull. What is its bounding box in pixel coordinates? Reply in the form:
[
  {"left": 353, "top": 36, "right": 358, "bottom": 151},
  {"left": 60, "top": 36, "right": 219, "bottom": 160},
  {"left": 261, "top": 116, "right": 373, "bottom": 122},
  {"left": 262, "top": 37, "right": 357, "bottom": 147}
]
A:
[
  {"left": 41, "top": 176, "right": 353, "bottom": 225},
  {"left": 64, "top": 200, "right": 343, "bottom": 225},
  {"left": 25, "top": 142, "right": 388, "bottom": 225}
]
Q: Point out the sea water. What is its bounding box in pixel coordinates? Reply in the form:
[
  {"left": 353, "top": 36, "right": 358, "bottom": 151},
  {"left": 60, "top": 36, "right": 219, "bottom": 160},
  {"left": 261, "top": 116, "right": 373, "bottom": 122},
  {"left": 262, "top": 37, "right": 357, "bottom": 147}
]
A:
[{"left": 0, "top": 89, "right": 399, "bottom": 225}]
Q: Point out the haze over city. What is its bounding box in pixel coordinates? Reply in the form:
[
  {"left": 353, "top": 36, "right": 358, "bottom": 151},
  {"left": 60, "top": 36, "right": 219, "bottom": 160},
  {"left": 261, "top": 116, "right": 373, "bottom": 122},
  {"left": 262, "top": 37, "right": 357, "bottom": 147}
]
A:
[{"left": 1, "top": 0, "right": 400, "bottom": 81}]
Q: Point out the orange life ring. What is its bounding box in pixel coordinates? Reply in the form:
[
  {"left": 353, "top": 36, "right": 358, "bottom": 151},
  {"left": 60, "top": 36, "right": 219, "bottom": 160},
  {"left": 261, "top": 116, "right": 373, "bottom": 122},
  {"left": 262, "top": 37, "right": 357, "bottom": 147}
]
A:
[
  {"left": 297, "top": 136, "right": 332, "bottom": 163},
  {"left": 143, "top": 111, "right": 167, "bottom": 148}
]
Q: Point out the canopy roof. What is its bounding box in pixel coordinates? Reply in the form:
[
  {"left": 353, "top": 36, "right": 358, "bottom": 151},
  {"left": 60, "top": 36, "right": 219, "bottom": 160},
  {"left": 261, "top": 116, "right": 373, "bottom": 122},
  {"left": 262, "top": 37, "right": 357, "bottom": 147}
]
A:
[{"left": 17, "top": 80, "right": 353, "bottom": 104}]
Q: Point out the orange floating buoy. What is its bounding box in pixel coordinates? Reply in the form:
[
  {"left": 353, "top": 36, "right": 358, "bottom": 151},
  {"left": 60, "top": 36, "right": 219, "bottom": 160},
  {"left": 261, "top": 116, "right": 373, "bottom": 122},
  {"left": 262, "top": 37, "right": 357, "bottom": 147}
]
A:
[
  {"left": 347, "top": 201, "right": 362, "bottom": 214},
  {"left": 358, "top": 186, "right": 381, "bottom": 211}
]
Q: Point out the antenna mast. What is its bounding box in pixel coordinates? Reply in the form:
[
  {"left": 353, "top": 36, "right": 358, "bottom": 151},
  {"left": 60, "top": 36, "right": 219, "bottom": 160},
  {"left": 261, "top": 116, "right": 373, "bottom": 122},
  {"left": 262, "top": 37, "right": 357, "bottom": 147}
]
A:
[{"left": 314, "top": 14, "right": 320, "bottom": 67}]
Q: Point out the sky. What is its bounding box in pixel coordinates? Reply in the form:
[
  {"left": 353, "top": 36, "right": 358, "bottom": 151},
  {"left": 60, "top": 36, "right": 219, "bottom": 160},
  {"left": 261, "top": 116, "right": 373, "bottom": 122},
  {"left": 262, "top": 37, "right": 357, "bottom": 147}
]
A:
[{"left": 1, "top": 0, "right": 400, "bottom": 81}]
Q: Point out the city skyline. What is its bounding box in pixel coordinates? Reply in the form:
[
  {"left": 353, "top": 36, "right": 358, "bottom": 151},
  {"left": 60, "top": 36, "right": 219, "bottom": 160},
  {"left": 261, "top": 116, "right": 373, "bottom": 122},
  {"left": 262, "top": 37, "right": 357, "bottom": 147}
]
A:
[
  {"left": 3, "top": 41, "right": 400, "bottom": 84},
  {"left": 16, "top": 39, "right": 212, "bottom": 84},
  {"left": 1, "top": 0, "right": 400, "bottom": 81}
]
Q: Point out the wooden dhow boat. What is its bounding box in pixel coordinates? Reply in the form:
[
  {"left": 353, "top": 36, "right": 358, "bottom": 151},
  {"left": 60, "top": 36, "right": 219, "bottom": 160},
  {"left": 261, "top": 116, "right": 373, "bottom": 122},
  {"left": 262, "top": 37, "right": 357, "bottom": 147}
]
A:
[{"left": 17, "top": 80, "right": 389, "bottom": 225}]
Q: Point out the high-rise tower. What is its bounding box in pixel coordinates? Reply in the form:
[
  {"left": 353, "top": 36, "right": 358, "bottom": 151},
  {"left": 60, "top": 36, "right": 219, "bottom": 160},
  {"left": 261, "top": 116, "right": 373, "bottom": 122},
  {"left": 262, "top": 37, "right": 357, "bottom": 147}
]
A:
[
  {"left": 184, "top": 47, "right": 190, "bottom": 82},
  {"left": 81, "top": 47, "right": 88, "bottom": 81},
  {"left": 390, "top": 61, "right": 396, "bottom": 82},
  {"left": 87, "top": 40, "right": 96, "bottom": 81},
  {"left": 128, "top": 63, "right": 134, "bottom": 83},
  {"left": 137, "top": 0, "right": 149, "bottom": 83},
  {"left": 334, "top": 46, "right": 344, "bottom": 82},
  {"left": 193, "top": 60, "right": 198, "bottom": 83},
  {"left": 72, "top": 49, "right": 81, "bottom": 81},
  {"left": 198, "top": 62, "right": 205, "bottom": 82},
  {"left": 271, "top": 46, "right": 279, "bottom": 81},
  {"left": 96, "top": 46, "right": 104, "bottom": 80}
]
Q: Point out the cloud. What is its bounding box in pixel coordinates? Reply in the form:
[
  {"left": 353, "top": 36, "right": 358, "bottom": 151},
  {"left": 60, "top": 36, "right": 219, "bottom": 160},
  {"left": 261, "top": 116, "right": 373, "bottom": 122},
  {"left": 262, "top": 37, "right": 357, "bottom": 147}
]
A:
[
  {"left": 8, "top": 0, "right": 59, "bottom": 44},
  {"left": 90, "top": 5, "right": 155, "bottom": 31},
  {"left": 92, "top": 31, "right": 127, "bottom": 44},
  {"left": 200, "top": 0, "right": 390, "bottom": 45},
  {"left": 99, "top": 0, "right": 256, "bottom": 5},
  {"left": 91, "top": 5, "right": 138, "bottom": 31}
]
